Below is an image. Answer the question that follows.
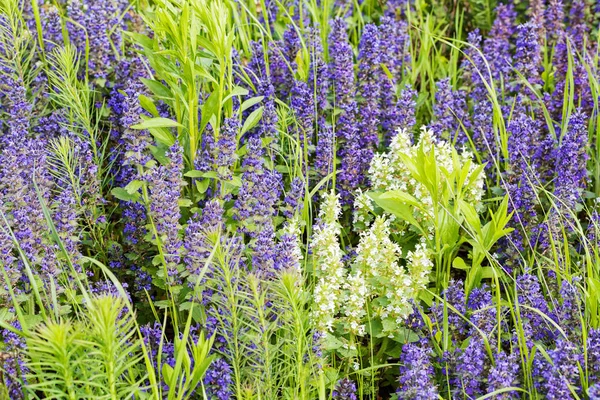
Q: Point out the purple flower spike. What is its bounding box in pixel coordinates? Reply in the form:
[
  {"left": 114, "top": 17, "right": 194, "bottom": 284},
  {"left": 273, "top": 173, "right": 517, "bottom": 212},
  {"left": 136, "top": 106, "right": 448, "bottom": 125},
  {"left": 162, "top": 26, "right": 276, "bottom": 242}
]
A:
[{"left": 397, "top": 341, "right": 438, "bottom": 399}]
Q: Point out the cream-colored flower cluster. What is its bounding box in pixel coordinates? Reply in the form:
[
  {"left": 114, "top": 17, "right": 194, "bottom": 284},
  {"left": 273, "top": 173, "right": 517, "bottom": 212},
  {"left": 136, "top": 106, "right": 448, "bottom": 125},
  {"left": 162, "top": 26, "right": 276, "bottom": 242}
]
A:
[
  {"left": 311, "top": 192, "right": 345, "bottom": 334},
  {"left": 312, "top": 129, "right": 485, "bottom": 338},
  {"left": 369, "top": 127, "right": 485, "bottom": 226}
]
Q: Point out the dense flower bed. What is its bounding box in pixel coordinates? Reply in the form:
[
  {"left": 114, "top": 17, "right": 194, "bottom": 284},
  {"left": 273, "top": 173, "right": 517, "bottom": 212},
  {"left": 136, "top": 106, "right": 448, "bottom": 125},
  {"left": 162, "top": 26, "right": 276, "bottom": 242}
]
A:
[{"left": 0, "top": 0, "right": 599, "bottom": 398}]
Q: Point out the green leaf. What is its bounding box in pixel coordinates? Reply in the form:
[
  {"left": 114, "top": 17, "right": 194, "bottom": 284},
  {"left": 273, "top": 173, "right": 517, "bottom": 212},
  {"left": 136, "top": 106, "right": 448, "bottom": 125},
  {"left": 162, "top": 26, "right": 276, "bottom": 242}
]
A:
[
  {"left": 139, "top": 94, "right": 160, "bottom": 117},
  {"left": 111, "top": 187, "right": 140, "bottom": 202},
  {"left": 196, "top": 179, "right": 210, "bottom": 193},
  {"left": 162, "top": 363, "right": 174, "bottom": 386},
  {"left": 369, "top": 191, "right": 424, "bottom": 234},
  {"left": 141, "top": 78, "right": 173, "bottom": 98},
  {"left": 131, "top": 117, "right": 183, "bottom": 130},
  {"left": 222, "top": 86, "right": 250, "bottom": 104},
  {"left": 184, "top": 170, "right": 205, "bottom": 178},
  {"left": 452, "top": 256, "right": 469, "bottom": 270},
  {"left": 241, "top": 96, "right": 264, "bottom": 112},
  {"left": 124, "top": 180, "right": 144, "bottom": 195},
  {"left": 178, "top": 198, "right": 193, "bottom": 207},
  {"left": 200, "top": 90, "right": 220, "bottom": 134},
  {"left": 241, "top": 106, "right": 264, "bottom": 135}
]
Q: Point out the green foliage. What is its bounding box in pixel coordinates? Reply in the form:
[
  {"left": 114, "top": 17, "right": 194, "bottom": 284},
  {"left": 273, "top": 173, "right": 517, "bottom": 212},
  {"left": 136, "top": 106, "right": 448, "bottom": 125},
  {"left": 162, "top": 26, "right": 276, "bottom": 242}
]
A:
[{"left": 25, "top": 296, "right": 143, "bottom": 399}]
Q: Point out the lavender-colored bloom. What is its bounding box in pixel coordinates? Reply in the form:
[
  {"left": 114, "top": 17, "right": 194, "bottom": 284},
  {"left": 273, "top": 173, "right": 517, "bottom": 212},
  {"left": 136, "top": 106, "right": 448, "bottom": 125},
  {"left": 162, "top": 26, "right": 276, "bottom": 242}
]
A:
[
  {"left": 214, "top": 116, "right": 239, "bottom": 181},
  {"left": 290, "top": 79, "right": 315, "bottom": 150},
  {"left": 513, "top": 23, "right": 542, "bottom": 90},
  {"left": 251, "top": 221, "right": 277, "bottom": 277},
  {"left": 85, "top": 2, "right": 114, "bottom": 79},
  {"left": 484, "top": 4, "right": 516, "bottom": 80},
  {"left": 430, "top": 78, "right": 470, "bottom": 146},
  {"left": 329, "top": 18, "right": 363, "bottom": 200},
  {"left": 184, "top": 200, "right": 224, "bottom": 285},
  {"left": 588, "top": 329, "right": 600, "bottom": 380},
  {"left": 541, "top": 339, "right": 582, "bottom": 399},
  {"left": 503, "top": 108, "right": 544, "bottom": 256},
  {"left": 379, "top": 17, "right": 410, "bottom": 139},
  {"left": 551, "top": 34, "right": 593, "bottom": 118},
  {"left": 1, "top": 322, "right": 28, "bottom": 400},
  {"left": 246, "top": 43, "right": 279, "bottom": 141},
  {"left": 329, "top": 18, "right": 355, "bottom": 109},
  {"left": 454, "top": 338, "right": 486, "bottom": 397},
  {"left": 395, "top": 85, "right": 417, "bottom": 135},
  {"left": 529, "top": 0, "right": 545, "bottom": 36},
  {"left": 590, "top": 384, "right": 600, "bottom": 400},
  {"left": 308, "top": 29, "right": 329, "bottom": 114},
  {"left": 282, "top": 177, "right": 304, "bottom": 218},
  {"left": 274, "top": 228, "right": 301, "bottom": 272},
  {"left": 432, "top": 279, "right": 467, "bottom": 336},
  {"left": 487, "top": 351, "right": 519, "bottom": 399},
  {"left": 397, "top": 340, "right": 437, "bottom": 400},
  {"left": 315, "top": 123, "right": 335, "bottom": 179},
  {"left": 357, "top": 24, "right": 381, "bottom": 154},
  {"left": 204, "top": 358, "right": 233, "bottom": 400},
  {"left": 147, "top": 143, "right": 184, "bottom": 285},
  {"left": 120, "top": 79, "right": 152, "bottom": 169},
  {"left": 40, "top": 5, "right": 63, "bottom": 53},
  {"left": 234, "top": 137, "right": 281, "bottom": 229},
  {"left": 554, "top": 110, "right": 589, "bottom": 209},
  {"left": 270, "top": 25, "right": 300, "bottom": 99},
  {"left": 516, "top": 274, "right": 556, "bottom": 342},
  {"left": 567, "top": 0, "right": 589, "bottom": 48},
  {"left": 53, "top": 187, "right": 82, "bottom": 269},
  {"left": 332, "top": 378, "right": 357, "bottom": 400},
  {"left": 556, "top": 279, "right": 582, "bottom": 339},
  {"left": 467, "top": 284, "right": 496, "bottom": 338},
  {"left": 545, "top": 0, "right": 565, "bottom": 44},
  {"left": 66, "top": 0, "right": 87, "bottom": 53}
]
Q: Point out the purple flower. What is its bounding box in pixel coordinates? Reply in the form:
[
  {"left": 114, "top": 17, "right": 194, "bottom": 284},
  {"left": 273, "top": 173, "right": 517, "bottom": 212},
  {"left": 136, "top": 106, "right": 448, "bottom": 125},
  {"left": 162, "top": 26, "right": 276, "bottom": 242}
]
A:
[
  {"left": 588, "top": 329, "right": 600, "bottom": 380},
  {"left": 329, "top": 18, "right": 355, "bottom": 109},
  {"left": 484, "top": 4, "right": 516, "bottom": 80},
  {"left": 432, "top": 279, "right": 467, "bottom": 336},
  {"left": 357, "top": 24, "right": 381, "bottom": 155},
  {"left": 567, "top": 0, "right": 589, "bottom": 48},
  {"left": 214, "top": 116, "right": 239, "bottom": 181},
  {"left": 329, "top": 18, "right": 363, "bottom": 201},
  {"left": 397, "top": 341, "right": 438, "bottom": 399},
  {"left": 234, "top": 137, "right": 281, "bottom": 230},
  {"left": 379, "top": 17, "right": 410, "bottom": 140},
  {"left": 395, "top": 85, "right": 417, "bottom": 134},
  {"left": 545, "top": 0, "right": 565, "bottom": 44},
  {"left": 589, "top": 384, "right": 600, "bottom": 400},
  {"left": 454, "top": 338, "right": 486, "bottom": 397},
  {"left": 1, "top": 322, "right": 28, "bottom": 400},
  {"left": 40, "top": 5, "right": 63, "bottom": 53},
  {"left": 274, "top": 227, "right": 301, "bottom": 272},
  {"left": 251, "top": 221, "right": 277, "bottom": 277},
  {"left": 332, "top": 378, "right": 357, "bottom": 400},
  {"left": 147, "top": 142, "right": 184, "bottom": 285},
  {"left": 513, "top": 23, "right": 542, "bottom": 90},
  {"left": 282, "top": 177, "right": 304, "bottom": 218},
  {"left": 541, "top": 339, "right": 582, "bottom": 399},
  {"left": 204, "top": 358, "right": 233, "bottom": 400},
  {"left": 53, "top": 187, "right": 82, "bottom": 269},
  {"left": 487, "top": 351, "right": 520, "bottom": 399},
  {"left": 290, "top": 79, "right": 315, "bottom": 150},
  {"left": 430, "top": 78, "right": 470, "bottom": 146},
  {"left": 184, "top": 200, "right": 224, "bottom": 286},
  {"left": 467, "top": 284, "right": 497, "bottom": 339},
  {"left": 556, "top": 279, "right": 582, "bottom": 339},
  {"left": 308, "top": 28, "right": 329, "bottom": 115},
  {"left": 269, "top": 25, "right": 300, "bottom": 99},
  {"left": 553, "top": 110, "right": 589, "bottom": 210},
  {"left": 516, "top": 274, "right": 556, "bottom": 342}
]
